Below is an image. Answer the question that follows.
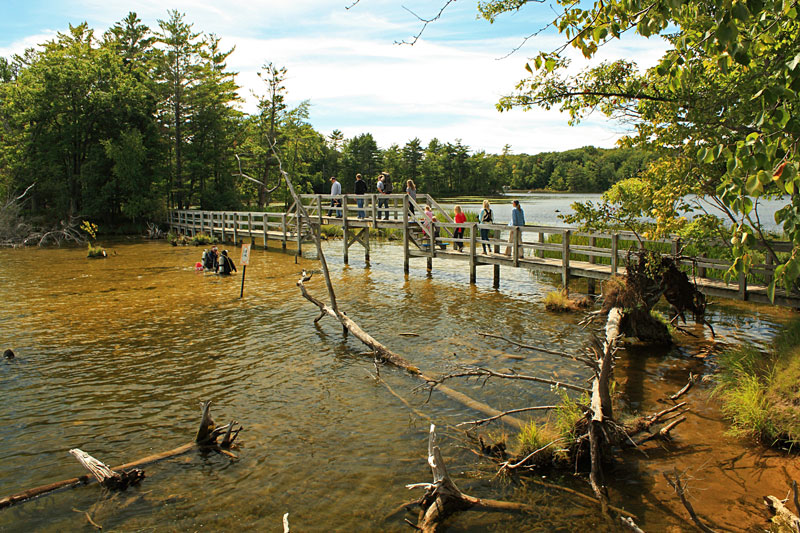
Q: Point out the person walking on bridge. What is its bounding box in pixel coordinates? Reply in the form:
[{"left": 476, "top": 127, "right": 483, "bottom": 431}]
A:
[
  {"left": 328, "top": 176, "right": 342, "bottom": 217},
  {"left": 354, "top": 173, "right": 367, "bottom": 218},
  {"left": 504, "top": 199, "right": 525, "bottom": 257}
]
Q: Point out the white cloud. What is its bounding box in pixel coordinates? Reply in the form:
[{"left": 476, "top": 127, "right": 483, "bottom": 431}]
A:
[{"left": 2, "top": 0, "right": 670, "bottom": 154}]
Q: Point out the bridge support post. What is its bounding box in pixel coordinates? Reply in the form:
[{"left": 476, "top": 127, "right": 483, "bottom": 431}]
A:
[
  {"left": 263, "top": 214, "right": 269, "bottom": 249},
  {"left": 281, "top": 215, "right": 287, "bottom": 250},
  {"left": 221, "top": 213, "right": 227, "bottom": 243},
  {"left": 587, "top": 236, "right": 596, "bottom": 295},
  {"left": 403, "top": 196, "right": 410, "bottom": 274},
  {"left": 493, "top": 230, "right": 500, "bottom": 288},
  {"left": 296, "top": 205, "right": 302, "bottom": 257},
  {"left": 469, "top": 224, "right": 477, "bottom": 284},
  {"left": 562, "top": 229, "right": 571, "bottom": 291},
  {"left": 342, "top": 197, "right": 350, "bottom": 265},
  {"left": 364, "top": 227, "right": 370, "bottom": 264}
]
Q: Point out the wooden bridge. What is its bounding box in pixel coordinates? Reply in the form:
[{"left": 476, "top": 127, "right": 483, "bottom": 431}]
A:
[{"left": 168, "top": 193, "right": 800, "bottom": 308}]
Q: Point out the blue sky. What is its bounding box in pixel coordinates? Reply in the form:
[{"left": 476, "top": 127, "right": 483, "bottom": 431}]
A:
[{"left": 0, "top": 0, "right": 669, "bottom": 154}]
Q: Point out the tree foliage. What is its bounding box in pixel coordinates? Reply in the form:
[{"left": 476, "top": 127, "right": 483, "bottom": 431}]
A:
[{"left": 483, "top": 0, "right": 800, "bottom": 297}]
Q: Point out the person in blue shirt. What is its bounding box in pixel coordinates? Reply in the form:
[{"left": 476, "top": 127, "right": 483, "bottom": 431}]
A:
[{"left": 504, "top": 199, "right": 525, "bottom": 257}]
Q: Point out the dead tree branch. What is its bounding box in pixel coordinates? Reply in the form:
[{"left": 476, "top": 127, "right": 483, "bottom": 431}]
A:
[
  {"left": 664, "top": 468, "right": 717, "bottom": 533},
  {"left": 424, "top": 367, "right": 590, "bottom": 394},
  {"left": 0, "top": 401, "right": 241, "bottom": 510}
]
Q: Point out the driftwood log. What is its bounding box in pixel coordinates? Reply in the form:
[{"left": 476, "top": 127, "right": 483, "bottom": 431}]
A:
[
  {"left": 404, "top": 425, "right": 535, "bottom": 532},
  {"left": 765, "top": 492, "right": 800, "bottom": 533},
  {"left": 0, "top": 401, "right": 241, "bottom": 510}
]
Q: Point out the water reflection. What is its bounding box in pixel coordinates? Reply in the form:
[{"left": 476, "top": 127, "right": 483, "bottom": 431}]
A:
[{"left": 0, "top": 238, "right": 793, "bottom": 531}]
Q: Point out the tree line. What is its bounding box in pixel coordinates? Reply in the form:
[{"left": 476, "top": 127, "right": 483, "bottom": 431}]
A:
[{"left": 0, "top": 10, "right": 652, "bottom": 230}]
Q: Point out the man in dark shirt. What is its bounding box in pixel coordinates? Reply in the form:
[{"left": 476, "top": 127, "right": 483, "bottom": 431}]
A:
[{"left": 354, "top": 173, "right": 367, "bottom": 219}]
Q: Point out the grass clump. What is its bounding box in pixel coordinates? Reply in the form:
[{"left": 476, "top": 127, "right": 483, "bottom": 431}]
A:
[
  {"left": 87, "top": 242, "right": 107, "bottom": 258},
  {"left": 516, "top": 421, "right": 559, "bottom": 465},
  {"left": 715, "top": 318, "right": 800, "bottom": 447},
  {"left": 191, "top": 233, "right": 218, "bottom": 245},
  {"left": 544, "top": 289, "right": 592, "bottom": 312}
]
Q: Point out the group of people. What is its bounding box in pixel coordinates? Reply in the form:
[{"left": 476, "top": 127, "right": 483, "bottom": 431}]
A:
[
  {"left": 327, "top": 172, "right": 527, "bottom": 256},
  {"left": 200, "top": 246, "right": 237, "bottom": 275},
  {"left": 328, "top": 172, "right": 418, "bottom": 220}
]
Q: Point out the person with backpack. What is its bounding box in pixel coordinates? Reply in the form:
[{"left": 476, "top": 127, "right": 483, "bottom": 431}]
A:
[
  {"left": 479, "top": 200, "right": 494, "bottom": 254},
  {"left": 217, "top": 249, "right": 237, "bottom": 275},
  {"left": 354, "top": 173, "right": 367, "bottom": 218}
]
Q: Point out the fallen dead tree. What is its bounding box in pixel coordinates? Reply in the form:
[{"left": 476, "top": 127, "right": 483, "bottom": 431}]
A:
[
  {"left": 0, "top": 400, "right": 241, "bottom": 510},
  {"left": 402, "top": 424, "right": 537, "bottom": 532}
]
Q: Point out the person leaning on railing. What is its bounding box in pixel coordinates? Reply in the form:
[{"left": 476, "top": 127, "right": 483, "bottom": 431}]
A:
[{"left": 504, "top": 200, "right": 525, "bottom": 257}]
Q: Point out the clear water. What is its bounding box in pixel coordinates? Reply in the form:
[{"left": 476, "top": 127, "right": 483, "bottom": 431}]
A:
[{"left": 0, "top": 238, "right": 793, "bottom": 531}]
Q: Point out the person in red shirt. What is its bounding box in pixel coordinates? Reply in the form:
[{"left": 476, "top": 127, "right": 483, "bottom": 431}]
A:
[{"left": 453, "top": 205, "right": 466, "bottom": 251}]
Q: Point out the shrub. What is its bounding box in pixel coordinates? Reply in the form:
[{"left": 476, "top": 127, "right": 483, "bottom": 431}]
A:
[
  {"left": 544, "top": 289, "right": 592, "bottom": 312},
  {"left": 191, "top": 233, "right": 218, "bottom": 245}
]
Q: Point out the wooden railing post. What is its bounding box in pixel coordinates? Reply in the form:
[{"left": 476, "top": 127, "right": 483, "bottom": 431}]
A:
[
  {"left": 263, "top": 213, "right": 269, "bottom": 249},
  {"left": 281, "top": 214, "right": 287, "bottom": 250},
  {"left": 739, "top": 271, "right": 748, "bottom": 300},
  {"left": 513, "top": 227, "right": 520, "bottom": 267},
  {"left": 317, "top": 196, "right": 323, "bottom": 225},
  {"left": 233, "top": 213, "right": 239, "bottom": 245},
  {"left": 562, "top": 229, "right": 571, "bottom": 289},
  {"left": 248, "top": 213, "right": 254, "bottom": 244},
  {"left": 342, "top": 196, "right": 350, "bottom": 265},
  {"left": 611, "top": 233, "right": 619, "bottom": 275},
  {"left": 371, "top": 194, "right": 378, "bottom": 225},
  {"left": 403, "top": 196, "right": 410, "bottom": 274},
  {"left": 588, "top": 235, "right": 597, "bottom": 295},
  {"left": 469, "top": 223, "right": 477, "bottom": 284},
  {"left": 221, "top": 213, "right": 227, "bottom": 243},
  {"left": 537, "top": 232, "right": 544, "bottom": 258}
]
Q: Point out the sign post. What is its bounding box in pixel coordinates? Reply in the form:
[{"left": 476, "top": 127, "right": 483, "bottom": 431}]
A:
[{"left": 239, "top": 244, "right": 251, "bottom": 298}]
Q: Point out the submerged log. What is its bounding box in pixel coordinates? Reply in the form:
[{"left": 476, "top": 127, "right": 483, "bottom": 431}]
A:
[
  {"left": 297, "top": 270, "right": 526, "bottom": 429},
  {"left": 0, "top": 401, "right": 241, "bottom": 510}
]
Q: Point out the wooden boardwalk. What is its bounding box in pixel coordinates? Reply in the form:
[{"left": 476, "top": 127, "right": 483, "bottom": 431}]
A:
[{"left": 168, "top": 193, "right": 800, "bottom": 308}]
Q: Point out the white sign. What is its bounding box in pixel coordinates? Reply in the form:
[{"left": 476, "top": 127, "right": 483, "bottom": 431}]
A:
[{"left": 240, "top": 243, "right": 251, "bottom": 266}]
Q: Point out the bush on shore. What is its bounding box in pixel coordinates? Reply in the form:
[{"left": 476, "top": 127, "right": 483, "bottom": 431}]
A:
[{"left": 715, "top": 317, "right": 800, "bottom": 447}]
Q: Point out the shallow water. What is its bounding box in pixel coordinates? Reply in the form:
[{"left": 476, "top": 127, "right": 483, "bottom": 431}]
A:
[{"left": 0, "top": 238, "right": 794, "bottom": 531}]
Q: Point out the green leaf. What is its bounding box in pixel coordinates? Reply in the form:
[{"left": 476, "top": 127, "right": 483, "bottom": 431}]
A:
[
  {"left": 697, "top": 147, "right": 709, "bottom": 163},
  {"left": 745, "top": 174, "right": 762, "bottom": 195},
  {"left": 732, "top": 1, "right": 750, "bottom": 20},
  {"left": 757, "top": 169, "right": 771, "bottom": 185}
]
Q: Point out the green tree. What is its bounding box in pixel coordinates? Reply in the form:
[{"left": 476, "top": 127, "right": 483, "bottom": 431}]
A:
[
  {"left": 155, "top": 10, "right": 202, "bottom": 209},
  {"left": 484, "top": 0, "right": 800, "bottom": 297}
]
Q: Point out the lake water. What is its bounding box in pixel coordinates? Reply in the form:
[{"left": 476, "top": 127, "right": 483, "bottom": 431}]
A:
[
  {"left": 0, "top": 238, "right": 795, "bottom": 531},
  {"left": 448, "top": 193, "right": 787, "bottom": 233}
]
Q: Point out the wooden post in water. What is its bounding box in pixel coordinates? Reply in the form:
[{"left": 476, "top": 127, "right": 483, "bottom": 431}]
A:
[
  {"left": 469, "top": 223, "right": 477, "bottom": 284},
  {"left": 493, "top": 229, "right": 500, "bottom": 288},
  {"left": 317, "top": 196, "right": 323, "bottom": 226},
  {"left": 427, "top": 218, "right": 435, "bottom": 272},
  {"left": 562, "top": 229, "right": 571, "bottom": 290},
  {"left": 513, "top": 227, "right": 520, "bottom": 268},
  {"left": 364, "top": 226, "right": 370, "bottom": 263},
  {"left": 739, "top": 271, "right": 748, "bottom": 300},
  {"left": 296, "top": 204, "right": 302, "bottom": 257},
  {"left": 342, "top": 194, "right": 350, "bottom": 265},
  {"left": 281, "top": 214, "right": 287, "bottom": 250},
  {"left": 403, "top": 196, "right": 410, "bottom": 274},
  {"left": 611, "top": 233, "right": 619, "bottom": 275},
  {"left": 537, "top": 232, "right": 544, "bottom": 258},
  {"left": 587, "top": 235, "right": 597, "bottom": 295}
]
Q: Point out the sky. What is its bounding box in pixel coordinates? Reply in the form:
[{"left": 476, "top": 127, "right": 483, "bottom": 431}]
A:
[{"left": 0, "top": 0, "right": 670, "bottom": 155}]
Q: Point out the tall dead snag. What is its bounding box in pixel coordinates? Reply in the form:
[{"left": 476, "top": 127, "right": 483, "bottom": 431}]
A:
[
  {"left": 273, "top": 143, "right": 525, "bottom": 429},
  {"left": 403, "top": 425, "right": 535, "bottom": 532},
  {"left": 0, "top": 401, "right": 241, "bottom": 510}
]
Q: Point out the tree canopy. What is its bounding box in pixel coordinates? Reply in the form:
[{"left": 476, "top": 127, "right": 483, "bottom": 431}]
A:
[{"left": 477, "top": 0, "right": 800, "bottom": 297}]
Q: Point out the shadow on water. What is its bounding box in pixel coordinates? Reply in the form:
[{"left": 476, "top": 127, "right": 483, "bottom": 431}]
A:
[{"left": 0, "top": 237, "right": 795, "bottom": 531}]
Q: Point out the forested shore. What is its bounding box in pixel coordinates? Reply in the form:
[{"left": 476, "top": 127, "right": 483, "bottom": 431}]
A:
[{"left": 0, "top": 11, "right": 651, "bottom": 231}]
